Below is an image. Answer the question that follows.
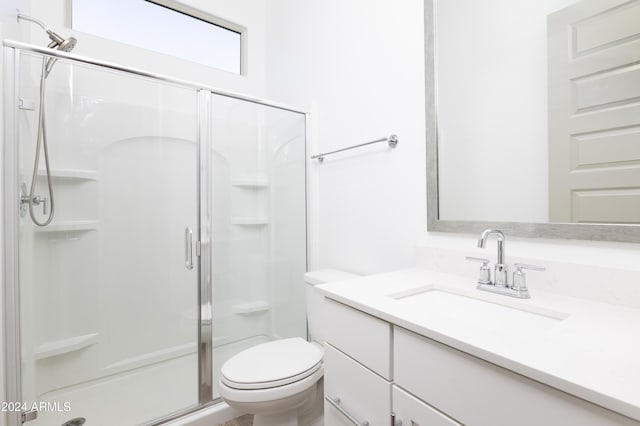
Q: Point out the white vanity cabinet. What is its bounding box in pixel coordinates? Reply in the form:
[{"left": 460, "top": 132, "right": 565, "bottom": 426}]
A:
[
  {"left": 321, "top": 298, "right": 392, "bottom": 379},
  {"left": 394, "top": 327, "right": 638, "bottom": 426},
  {"left": 322, "top": 298, "right": 392, "bottom": 425},
  {"left": 321, "top": 295, "right": 640, "bottom": 426},
  {"left": 392, "top": 385, "right": 461, "bottom": 426},
  {"left": 324, "top": 344, "right": 391, "bottom": 425}
]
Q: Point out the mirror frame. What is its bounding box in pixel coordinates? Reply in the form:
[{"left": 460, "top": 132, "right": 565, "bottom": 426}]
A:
[{"left": 424, "top": 0, "right": 640, "bottom": 243}]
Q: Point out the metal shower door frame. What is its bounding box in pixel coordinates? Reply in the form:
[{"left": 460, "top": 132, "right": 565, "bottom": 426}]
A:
[
  {"left": 3, "top": 42, "right": 24, "bottom": 426},
  {"left": 1, "top": 41, "right": 309, "bottom": 426},
  {"left": 196, "top": 89, "right": 214, "bottom": 406}
]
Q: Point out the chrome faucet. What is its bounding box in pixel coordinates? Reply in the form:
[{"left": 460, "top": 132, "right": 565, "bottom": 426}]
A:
[
  {"left": 477, "top": 229, "right": 508, "bottom": 286},
  {"left": 466, "top": 229, "right": 545, "bottom": 299}
]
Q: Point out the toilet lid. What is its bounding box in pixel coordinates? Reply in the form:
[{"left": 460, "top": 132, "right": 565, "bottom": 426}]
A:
[{"left": 221, "top": 338, "right": 323, "bottom": 390}]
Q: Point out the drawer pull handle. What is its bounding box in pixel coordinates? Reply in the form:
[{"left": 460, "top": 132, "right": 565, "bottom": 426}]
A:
[{"left": 325, "top": 396, "right": 369, "bottom": 426}]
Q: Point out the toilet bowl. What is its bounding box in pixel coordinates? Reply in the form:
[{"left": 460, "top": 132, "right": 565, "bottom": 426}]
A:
[
  {"left": 218, "top": 338, "right": 323, "bottom": 426},
  {"left": 217, "top": 269, "right": 359, "bottom": 426}
]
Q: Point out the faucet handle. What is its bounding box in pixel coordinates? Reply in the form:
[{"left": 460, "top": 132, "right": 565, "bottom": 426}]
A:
[
  {"left": 512, "top": 263, "right": 546, "bottom": 296},
  {"left": 514, "top": 263, "right": 545, "bottom": 272},
  {"left": 466, "top": 256, "right": 490, "bottom": 264},
  {"left": 465, "top": 256, "right": 491, "bottom": 285}
]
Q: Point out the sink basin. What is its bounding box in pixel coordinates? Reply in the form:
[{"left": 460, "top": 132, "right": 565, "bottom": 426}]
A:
[{"left": 388, "top": 286, "right": 568, "bottom": 335}]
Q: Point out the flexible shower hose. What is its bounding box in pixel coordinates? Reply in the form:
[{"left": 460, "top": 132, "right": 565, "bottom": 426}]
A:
[{"left": 28, "top": 57, "right": 55, "bottom": 226}]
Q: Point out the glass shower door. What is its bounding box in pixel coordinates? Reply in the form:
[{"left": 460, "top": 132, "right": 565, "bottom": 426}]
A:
[
  {"left": 209, "top": 94, "right": 308, "bottom": 396},
  {"left": 15, "top": 50, "right": 200, "bottom": 425}
]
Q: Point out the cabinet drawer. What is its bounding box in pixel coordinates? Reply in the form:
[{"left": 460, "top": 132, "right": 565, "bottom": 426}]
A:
[
  {"left": 324, "top": 343, "right": 391, "bottom": 426},
  {"left": 394, "top": 327, "right": 638, "bottom": 426},
  {"left": 393, "top": 385, "right": 461, "bottom": 426},
  {"left": 323, "top": 298, "right": 392, "bottom": 379}
]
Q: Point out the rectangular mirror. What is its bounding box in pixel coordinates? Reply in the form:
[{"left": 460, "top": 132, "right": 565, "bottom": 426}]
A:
[{"left": 426, "top": 0, "right": 640, "bottom": 242}]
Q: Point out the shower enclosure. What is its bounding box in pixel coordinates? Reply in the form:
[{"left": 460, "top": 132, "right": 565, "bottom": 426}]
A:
[{"left": 3, "top": 42, "right": 307, "bottom": 425}]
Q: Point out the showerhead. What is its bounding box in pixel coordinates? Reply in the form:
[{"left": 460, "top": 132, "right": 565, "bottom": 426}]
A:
[
  {"left": 45, "top": 27, "right": 77, "bottom": 52},
  {"left": 47, "top": 31, "right": 77, "bottom": 52},
  {"left": 17, "top": 11, "right": 77, "bottom": 53},
  {"left": 59, "top": 37, "right": 77, "bottom": 52}
]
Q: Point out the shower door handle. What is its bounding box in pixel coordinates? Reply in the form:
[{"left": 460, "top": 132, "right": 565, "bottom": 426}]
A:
[{"left": 185, "top": 227, "right": 194, "bottom": 270}]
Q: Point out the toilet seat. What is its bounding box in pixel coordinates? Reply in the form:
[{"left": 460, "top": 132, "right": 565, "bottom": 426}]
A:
[
  {"left": 218, "top": 364, "right": 324, "bottom": 406},
  {"left": 222, "top": 362, "right": 322, "bottom": 390},
  {"left": 221, "top": 338, "right": 323, "bottom": 390}
]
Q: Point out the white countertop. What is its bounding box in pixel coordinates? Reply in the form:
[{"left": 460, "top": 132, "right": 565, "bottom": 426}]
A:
[{"left": 316, "top": 268, "right": 640, "bottom": 421}]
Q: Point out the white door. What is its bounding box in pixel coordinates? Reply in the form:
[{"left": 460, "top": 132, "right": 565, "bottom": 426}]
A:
[{"left": 548, "top": 0, "right": 640, "bottom": 223}]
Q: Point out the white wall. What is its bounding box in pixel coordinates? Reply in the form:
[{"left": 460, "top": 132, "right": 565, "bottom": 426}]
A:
[
  {"left": 265, "top": 0, "right": 427, "bottom": 274},
  {"left": 264, "top": 0, "right": 640, "bottom": 293}
]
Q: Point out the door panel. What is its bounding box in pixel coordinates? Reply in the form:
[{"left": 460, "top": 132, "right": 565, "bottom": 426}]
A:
[{"left": 548, "top": 0, "right": 640, "bottom": 223}]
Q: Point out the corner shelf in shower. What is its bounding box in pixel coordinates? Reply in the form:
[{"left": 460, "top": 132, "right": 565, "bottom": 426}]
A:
[
  {"left": 36, "top": 168, "right": 98, "bottom": 181},
  {"left": 231, "top": 217, "right": 269, "bottom": 226},
  {"left": 231, "top": 179, "right": 269, "bottom": 188},
  {"left": 34, "top": 220, "right": 98, "bottom": 233},
  {"left": 34, "top": 333, "right": 99, "bottom": 360},
  {"left": 231, "top": 300, "right": 270, "bottom": 314}
]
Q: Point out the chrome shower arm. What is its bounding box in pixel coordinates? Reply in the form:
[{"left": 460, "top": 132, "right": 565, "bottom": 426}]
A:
[
  {"left": 17, "top": 11, "right": 77, "bottom": 52},
  {"left": 17, "top": 12, "right": 49, "bottom": 32}
]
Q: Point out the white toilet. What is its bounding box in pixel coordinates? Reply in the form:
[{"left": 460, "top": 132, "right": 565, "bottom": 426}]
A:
[{"left": 217, "top": 269, "right": 358, "bottom": 426}]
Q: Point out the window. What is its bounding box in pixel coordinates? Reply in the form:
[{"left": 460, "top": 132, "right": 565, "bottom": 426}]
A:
[{"left": 70, "top": 0, "right": 244, "bottom": 74}]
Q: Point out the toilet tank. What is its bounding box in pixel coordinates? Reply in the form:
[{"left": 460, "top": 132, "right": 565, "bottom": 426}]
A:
[{"left": 305, "top": 269, "right": 359, "bottom": 344}]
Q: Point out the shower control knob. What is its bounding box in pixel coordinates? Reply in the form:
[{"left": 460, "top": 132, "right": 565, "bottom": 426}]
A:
[
  {"left": 41, "top": 197, "right": 49, "bottom": 215},
  {"left": 32, "top": 195, "right": 49, "bottom": 215}
]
